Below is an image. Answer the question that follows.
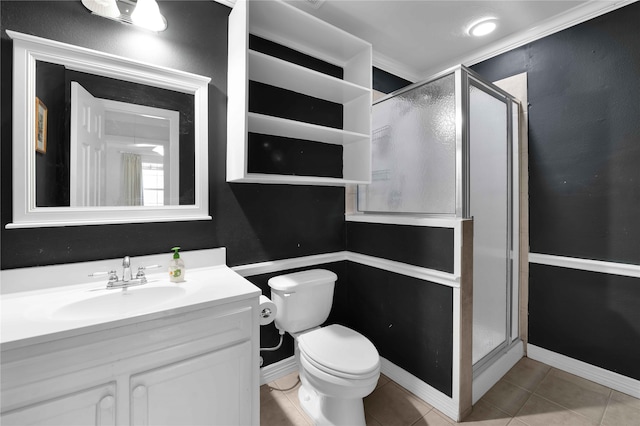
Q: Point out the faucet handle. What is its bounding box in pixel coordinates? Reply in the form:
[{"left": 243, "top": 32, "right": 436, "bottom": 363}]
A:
[
  {"left": 89, "top": 270, "right": 119, "bottom": 284},
  {"left": 107, "top": 270, "right": 118, "bottom": 284},
  {"left": 135, "top": 264, "right": 162, "bottom": 280},
  {"left": 141, "top": 264, "right": 162, "bottom": 270}
]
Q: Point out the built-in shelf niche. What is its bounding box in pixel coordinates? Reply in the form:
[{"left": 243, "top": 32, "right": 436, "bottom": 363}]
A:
[{"left": 227, "top": 0, "right": 372, "bottom": 186}]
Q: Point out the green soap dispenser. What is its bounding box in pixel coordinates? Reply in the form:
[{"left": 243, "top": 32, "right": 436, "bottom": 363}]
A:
[{"left": 169, "top": 247, "right": 185, "bottom": 283}]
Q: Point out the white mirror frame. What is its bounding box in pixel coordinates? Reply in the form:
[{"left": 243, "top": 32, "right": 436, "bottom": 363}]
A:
[{"left": 6, "top": 30, "right": 211, "bottom": 228}]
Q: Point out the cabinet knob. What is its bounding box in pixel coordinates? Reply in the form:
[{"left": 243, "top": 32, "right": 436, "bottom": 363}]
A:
[
  {"left": 133, "top": 385, "right": 147, "bottom": 398},
  {"left": 99, "top": 395, "right": 115, "bottom": 409}
]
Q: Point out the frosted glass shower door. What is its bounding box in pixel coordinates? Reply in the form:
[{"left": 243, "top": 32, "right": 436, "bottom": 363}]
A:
[
  {"left": 469, "top": 83, "right": 510, "bottom": 365},
  {"left": 358, "top": 74, "right": 457, "bottom": 214}
]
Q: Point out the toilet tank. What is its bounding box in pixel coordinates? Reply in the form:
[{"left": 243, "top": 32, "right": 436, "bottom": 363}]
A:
[{"left": 268, "top": 269, "right": 337, "bottom": 333}]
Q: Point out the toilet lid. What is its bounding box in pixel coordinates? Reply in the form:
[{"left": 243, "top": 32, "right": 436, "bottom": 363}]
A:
[{"left": 298, "top": 324, "right": 379, "bottom": 377}]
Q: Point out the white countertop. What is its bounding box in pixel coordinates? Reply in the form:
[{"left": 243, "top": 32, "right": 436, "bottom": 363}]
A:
[{"left": 1, "top": 250, "right": 261, "bottom": 351}]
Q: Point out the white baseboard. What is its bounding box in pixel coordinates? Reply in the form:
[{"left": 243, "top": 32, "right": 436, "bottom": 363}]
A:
[
  {"left": 472, "top": 341, "right": 524, "bottom": 403},
  {"left": 380, "top": 357, "right": 460, "bottom": 422},
  {"left": 527, "top": 344, "right": 640, "bottom": 398},
  {"left": 260, "top": 356, "right": 298, "bottom": 385}
]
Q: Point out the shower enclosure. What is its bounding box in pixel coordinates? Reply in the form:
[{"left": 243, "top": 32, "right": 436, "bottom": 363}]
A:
[{"left": 358, "top": 66, "right": 520, "bottom": 380}]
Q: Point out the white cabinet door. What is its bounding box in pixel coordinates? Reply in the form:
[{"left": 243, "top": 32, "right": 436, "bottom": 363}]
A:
[
  {"left": 0, "top": 383, "right": 116, "bottom": 426},
  {"left": 130, "top": 341, "right": 252, "bottom": 426}
]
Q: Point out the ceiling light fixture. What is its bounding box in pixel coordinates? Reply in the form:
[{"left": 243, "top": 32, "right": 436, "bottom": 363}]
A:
[
  {"left": 82, "top": 0, "right": 120, "bottom": 18},
  {"left": 467, "top": 17, "right": 498, "bottom": 37},
  {"left": 131, "top": 0, "right": 167, "bottom": 32},
  {"left": 81, "top": 0, "right": 167, "bottom": 32}
]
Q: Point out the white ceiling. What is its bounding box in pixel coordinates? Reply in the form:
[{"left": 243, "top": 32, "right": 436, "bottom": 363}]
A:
[{"left": 282, "top": 0, "right": 634, "bottom": 82}]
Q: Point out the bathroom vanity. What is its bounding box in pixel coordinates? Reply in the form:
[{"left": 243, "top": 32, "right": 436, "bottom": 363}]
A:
[{"left": 0, "top": 248, "right": 260, "bottom": 426}]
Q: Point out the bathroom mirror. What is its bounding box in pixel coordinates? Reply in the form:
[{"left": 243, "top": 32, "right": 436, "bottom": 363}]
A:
[{"left": 7, "top": 30, "right": 211, "bottom": 228}]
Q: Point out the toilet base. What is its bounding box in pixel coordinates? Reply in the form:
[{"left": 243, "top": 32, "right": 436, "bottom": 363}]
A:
[{"left": 299, "top": 383, "right": 366, "bottom": 426}]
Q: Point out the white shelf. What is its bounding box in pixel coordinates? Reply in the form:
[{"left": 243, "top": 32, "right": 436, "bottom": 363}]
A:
[
  {"left": 249, "top": 50, "right": 370, "bottom": 104},
  {"left": 227, "top": 0, "right": 372, "bottom": 186},
  {"left": 248, "top": 113, "right": 369, "bottom": 146},
  {"left": 249, "top": 0, "right": 370, "bottom": 84}
]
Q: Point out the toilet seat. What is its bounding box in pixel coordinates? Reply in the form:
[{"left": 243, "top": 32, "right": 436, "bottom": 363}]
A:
[{"left": 297, "top": 324, "right": 379, "bottom": 379}]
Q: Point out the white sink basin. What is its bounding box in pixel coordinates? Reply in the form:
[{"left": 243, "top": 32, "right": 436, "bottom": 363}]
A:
[{"left": 51, "top": 285, "right": 187, "bottom": 320}]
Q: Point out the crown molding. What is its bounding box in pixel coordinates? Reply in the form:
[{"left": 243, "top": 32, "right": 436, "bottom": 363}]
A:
[
  {"left": 416, "top": 0, "right": 637, "bottom": 79},
  {"left": 372, "top": 51, "right": 420, "bottom": 83},
  {"left": 222, "top": 0, "right": 636, "bottom": 82}
]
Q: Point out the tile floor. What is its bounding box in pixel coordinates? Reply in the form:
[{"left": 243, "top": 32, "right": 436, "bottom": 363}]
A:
[{"left": 260, "top": 357, "right": 640, "bottom": 425}]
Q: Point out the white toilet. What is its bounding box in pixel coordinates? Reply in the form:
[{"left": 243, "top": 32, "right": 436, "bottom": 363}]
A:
[{"left": 268, "top": 269, "right": 380, "bottom": 426}]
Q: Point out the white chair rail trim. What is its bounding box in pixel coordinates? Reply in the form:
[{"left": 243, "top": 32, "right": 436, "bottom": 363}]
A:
[
  {"left": 529, "top": 253, "right": 640, "bottom": 278},
  {"left": 231, "top": 251, "right": 459, "bottom": 288}
]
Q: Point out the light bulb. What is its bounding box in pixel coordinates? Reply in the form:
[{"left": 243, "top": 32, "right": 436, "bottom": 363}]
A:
[{"left": 131, "top": 0, "right": 167, "bottom": 32}]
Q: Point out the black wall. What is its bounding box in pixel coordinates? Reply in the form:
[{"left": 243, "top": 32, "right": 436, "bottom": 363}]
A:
[
  {"left": 347, "top": 263, "right": 454, "bottom": 396},
  {"left": 373, "top": 67, "right": 412, "bottom": 95},
  {"left": 471, "top": 3, "right": 640, "bottom": 264},
  {"left": 34, "top": 61, "right": 67, "bottom": 207},
  {"left": 1, "top": 1, "right": 345, "bottom": 269},
  {"left": 347, "top": 222, "right": 455, "bottom": 273},
  {"left": 344, "top": 221, "right": 456, "bottom": 396},
  {"left": 529, "top": 264, "right": 640, "bottom": 379},
  {"left": 472, "top": 2, "right": 640, "bottom": 379}
]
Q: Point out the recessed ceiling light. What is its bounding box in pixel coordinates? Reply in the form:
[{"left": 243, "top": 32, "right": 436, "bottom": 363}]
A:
[{"left": 467, "top": 18, "right": 498, "bottom": 37}]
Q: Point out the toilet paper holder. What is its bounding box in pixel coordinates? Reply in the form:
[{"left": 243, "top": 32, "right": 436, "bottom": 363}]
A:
[
  {"left": 258, "top": 295, "right": 277, "bottom": 326},
  {"left": 259, "top": 295, "right": 284, "bottom": 354}
]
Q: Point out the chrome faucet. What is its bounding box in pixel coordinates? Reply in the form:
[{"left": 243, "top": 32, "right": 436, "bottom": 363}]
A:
[
  {"left": 89, "top": 256, "right": 161, "bottom": 290},
  {"left": 122, "top": 256, "right": 133, "bottom": 282}
]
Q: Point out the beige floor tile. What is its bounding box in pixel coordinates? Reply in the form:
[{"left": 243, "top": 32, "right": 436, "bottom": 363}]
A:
[
  {"left": 260, "top": 396, "right": 312, "bottom": 426},
  {"left": 480, "top": 379, "right": 532, "bottom": 416},
  {"left": 270, "top": 372, "right": 315, "bottom": 424},
  {"left": 273, "top": 372, "right": 303, "bottom": 404},
  {"left": 546, "top": 368, "right": 611, "bottom": 396},
  {"left": 261, "top": 382, "right": 289, "bottom": 405},
  {"left": 289, "top": 395, "right": 313, "bottom": 424},
  {"left": 515, "top": 394, "right": 597, "bottom": 426},
  {"left": 365, "top": 382, "right": 432, "bottom": 426},
  {"left": 259, "top": 360, "right": 634, "bottom": 426},
  {"left": 460, "top": 400, "right": 512, "bottom": 426},
  {"left": 274, "top": 371, "right": 303, "bottom": 392},
  {"left": 376, "top": 373, "right": 391, "bottom": 390},
  {"left": 503, "top": 358, "right": 550, "bottom": 392},
  {"left": 610, "top": 390, "right": 640, "bottom": 411},
  {"left": 602, "top": 396, "right": 640, "bottom": 426},
  {"left": 534, "top": 369, "right": 609, "bottom": 423},
  {"left": 412, "top": 409, "right": 454, "bottom": 426},
  {"left": 366, "top": 411, "right": 384, "bottom": 426}
]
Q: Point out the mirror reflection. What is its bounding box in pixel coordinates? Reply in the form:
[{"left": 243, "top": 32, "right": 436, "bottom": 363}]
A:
[{"left": 35, "top": 60, "right": 195, "bottom": 208}]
